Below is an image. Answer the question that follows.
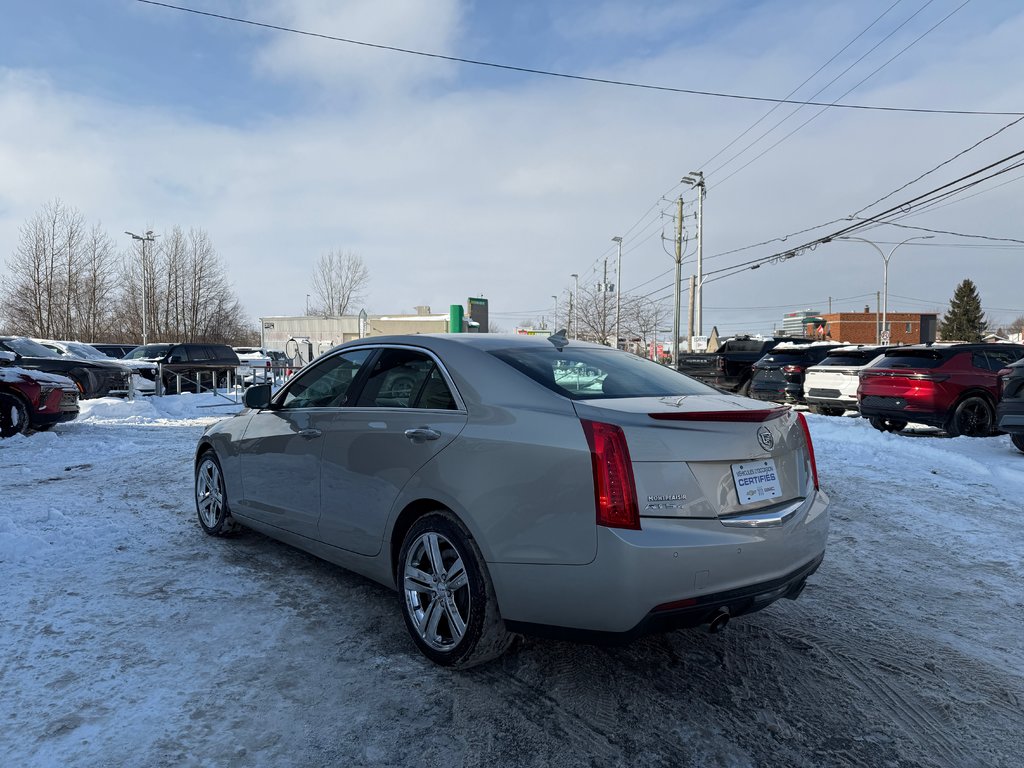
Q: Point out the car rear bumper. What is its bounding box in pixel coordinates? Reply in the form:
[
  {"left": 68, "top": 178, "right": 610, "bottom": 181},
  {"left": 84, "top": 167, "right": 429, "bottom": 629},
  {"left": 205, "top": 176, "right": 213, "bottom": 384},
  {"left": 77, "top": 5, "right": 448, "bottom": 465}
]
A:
[
  {"left": 996, "top": 400, "right": 1024, "bottom": 434},
  {"left": 858, "top": 395, "right": 947, "bottom": 427},
  {"left": 490, "top": 488, "right": 829, "bottom": 637}
]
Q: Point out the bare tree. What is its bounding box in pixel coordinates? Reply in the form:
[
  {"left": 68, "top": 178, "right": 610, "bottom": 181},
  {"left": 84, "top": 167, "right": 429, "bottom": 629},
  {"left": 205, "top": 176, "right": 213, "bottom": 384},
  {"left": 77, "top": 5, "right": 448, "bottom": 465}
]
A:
[
  {"left": 310, "top": 250, "right": 369, "bottom": 316},
  {"left": 622, "top": 296, "right": 669, "bottom": 358}
]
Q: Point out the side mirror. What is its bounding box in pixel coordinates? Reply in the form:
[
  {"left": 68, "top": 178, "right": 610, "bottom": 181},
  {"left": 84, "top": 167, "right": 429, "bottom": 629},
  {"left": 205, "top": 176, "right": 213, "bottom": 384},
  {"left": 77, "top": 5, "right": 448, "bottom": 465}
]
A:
[
  {"left": 168, "top": 355, "right": 184, "bottom": 363},
  {"left": 0, "top": 350, "right": 15, "bottom": 363},
  {"left": 243, "top": 383, "right": 273, "bottom": 409}
]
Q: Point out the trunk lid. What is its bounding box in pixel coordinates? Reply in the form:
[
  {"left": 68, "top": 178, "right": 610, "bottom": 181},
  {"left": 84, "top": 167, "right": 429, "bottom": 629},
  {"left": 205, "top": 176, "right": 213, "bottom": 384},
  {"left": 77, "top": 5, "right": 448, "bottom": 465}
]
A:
[{"left": 573, "top": 395, "right": 812, "bottom": 520}]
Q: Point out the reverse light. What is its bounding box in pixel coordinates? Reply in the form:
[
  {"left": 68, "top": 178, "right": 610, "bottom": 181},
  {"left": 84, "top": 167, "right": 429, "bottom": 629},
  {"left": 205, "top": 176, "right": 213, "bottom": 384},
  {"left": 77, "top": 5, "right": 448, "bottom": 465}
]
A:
[
  {"left": 795, "top": 412, "right": 819, "bottom": 491},
  {"left": 580, "top": 419, "right": 640, "bottom": 530}
]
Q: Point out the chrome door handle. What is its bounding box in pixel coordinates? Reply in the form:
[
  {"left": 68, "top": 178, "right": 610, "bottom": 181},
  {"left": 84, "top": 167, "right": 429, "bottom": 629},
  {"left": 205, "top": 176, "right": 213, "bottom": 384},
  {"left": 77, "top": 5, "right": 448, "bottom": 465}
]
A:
[
  {"left": 404, "top": 428, "right": 441, "bottom": 442},
  {"left": 298, "top": 429, "right": 322, "bottom": 438}
]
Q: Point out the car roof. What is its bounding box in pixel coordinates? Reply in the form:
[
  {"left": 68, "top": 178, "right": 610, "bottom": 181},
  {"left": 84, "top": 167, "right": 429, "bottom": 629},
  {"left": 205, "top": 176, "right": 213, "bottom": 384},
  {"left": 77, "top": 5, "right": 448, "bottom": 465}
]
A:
[{"left": 335, "top": 333, "right": 612, "bottom": 354}]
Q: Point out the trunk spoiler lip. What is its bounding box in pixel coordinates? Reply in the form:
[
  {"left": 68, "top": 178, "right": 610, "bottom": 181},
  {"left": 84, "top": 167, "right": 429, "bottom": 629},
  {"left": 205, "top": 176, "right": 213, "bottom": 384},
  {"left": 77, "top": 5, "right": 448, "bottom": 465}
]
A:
[{"left": 648, "top": 407, "right": 789, "bottom": 423}]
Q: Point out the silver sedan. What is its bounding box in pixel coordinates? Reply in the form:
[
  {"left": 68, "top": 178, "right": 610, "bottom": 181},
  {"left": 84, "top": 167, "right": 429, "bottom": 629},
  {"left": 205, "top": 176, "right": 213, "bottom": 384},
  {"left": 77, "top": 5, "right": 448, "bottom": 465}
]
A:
[{"left": 194, "top": 333, "right": 829, "bottom": 667}]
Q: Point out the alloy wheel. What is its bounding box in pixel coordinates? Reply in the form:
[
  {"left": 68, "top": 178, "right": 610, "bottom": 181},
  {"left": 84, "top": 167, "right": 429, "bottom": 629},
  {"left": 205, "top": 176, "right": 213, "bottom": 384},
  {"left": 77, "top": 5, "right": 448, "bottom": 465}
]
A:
[
  {"left": 196, "top": 457, "right": 225, "bottom": 529},
  {"left": 402, "top": 532, "right": 471, "bottom": 652}
]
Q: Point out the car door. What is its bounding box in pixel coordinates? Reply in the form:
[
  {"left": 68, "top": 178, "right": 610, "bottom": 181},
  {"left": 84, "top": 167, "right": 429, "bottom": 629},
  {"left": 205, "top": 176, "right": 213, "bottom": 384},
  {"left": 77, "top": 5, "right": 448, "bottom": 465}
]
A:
[
  {"left": 318, "top": 346, "right": 468, "bottom": 556},
  {"left": 235, "top": 348, "right": 374, "bottom": 539}
]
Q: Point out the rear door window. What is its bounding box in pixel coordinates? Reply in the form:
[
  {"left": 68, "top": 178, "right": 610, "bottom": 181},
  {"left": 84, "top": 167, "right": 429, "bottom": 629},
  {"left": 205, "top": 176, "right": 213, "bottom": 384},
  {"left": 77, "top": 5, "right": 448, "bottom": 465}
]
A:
[{"left": 355, "top": 349, "right": 440, "bottom": 408}]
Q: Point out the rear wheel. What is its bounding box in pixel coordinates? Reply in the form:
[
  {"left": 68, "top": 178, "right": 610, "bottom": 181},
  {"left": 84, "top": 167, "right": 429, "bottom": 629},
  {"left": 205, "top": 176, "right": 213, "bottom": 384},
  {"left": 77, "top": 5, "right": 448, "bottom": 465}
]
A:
[
  {"left": 195, "top": 451, "right": 240, "bottom": 535},
  {"left": 812, "top": 405, "right": 845, "bottom": 417},
  {"left": 1011, "top": 434, "right": 1024, "bottom": 454},
  {"left": 945, "top": 396, "right": 994, "bottom": 437},
  {"left": 869, "top": 416, "right": 907, "bottom": 433},
  {"left": 398, "top": 511, "right": 515, "bottom": 668},
  {"left": 0, "top": 392, "right": 30, "bottom": 437},
  {"left": 737, "top": 380, "right": 751, "bottom": 397}
]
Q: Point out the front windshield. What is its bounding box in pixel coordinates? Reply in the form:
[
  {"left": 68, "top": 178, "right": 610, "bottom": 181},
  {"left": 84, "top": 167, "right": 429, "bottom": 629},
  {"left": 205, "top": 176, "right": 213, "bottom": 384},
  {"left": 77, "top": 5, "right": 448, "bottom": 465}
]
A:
[
  {"left": 489, "top": 345, "right": 718, "bottom": 400},
  {"left": 125, "top": 344, "right": 173, "bottom": 360},
  {"left": 3, "top": 337, "right": 61, "bottom": 357}
]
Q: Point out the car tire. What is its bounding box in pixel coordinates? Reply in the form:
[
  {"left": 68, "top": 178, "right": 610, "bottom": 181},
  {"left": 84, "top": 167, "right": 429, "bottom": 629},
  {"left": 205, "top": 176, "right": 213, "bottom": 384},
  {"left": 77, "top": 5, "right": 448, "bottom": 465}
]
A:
[
  {"left": 0, "top": 392, "right": 30, "bottom": 437},
  {"left": 737, "top": 380, "right": 751, "bottom": 397},
  {"left": 869, "top": 416, "right": 907, "bottom": 433},
  {"left": 812, "top": 405, "right": 845, "bottom": 417},
  {"left": 1011, "top": 434, "right": 1024, "bottom": 454},
  {"left": 398, "top": 511, "right": 516, "bottom": 668},
  {"left": 195, "top": 451, "right": 240, "bottom": 536},
  {"left": 945, "top": 396, "right": 994, "bottom": 437}
]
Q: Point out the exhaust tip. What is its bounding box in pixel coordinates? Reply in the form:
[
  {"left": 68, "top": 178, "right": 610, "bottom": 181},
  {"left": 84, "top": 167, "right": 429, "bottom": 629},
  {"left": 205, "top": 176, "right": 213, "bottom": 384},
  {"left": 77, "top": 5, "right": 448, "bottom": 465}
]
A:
[{"left": 708, "top": 608, "right": 730, "bottom": 634}]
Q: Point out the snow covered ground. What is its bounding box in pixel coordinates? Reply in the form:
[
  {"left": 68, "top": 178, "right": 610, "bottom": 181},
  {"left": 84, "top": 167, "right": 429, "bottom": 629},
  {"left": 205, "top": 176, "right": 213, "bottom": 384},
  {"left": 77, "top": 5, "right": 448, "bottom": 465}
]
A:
[{"left": 2, "top": 394, "right": 1023, "bottom": 767}]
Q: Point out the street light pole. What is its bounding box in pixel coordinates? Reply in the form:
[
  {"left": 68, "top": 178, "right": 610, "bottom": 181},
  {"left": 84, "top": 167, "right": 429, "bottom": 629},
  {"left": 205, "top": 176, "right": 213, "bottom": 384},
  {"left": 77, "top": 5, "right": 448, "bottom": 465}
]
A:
[
  {"left": 839, "top": 235, "right": 934, "bottom": 342},
  {"left": 612, "top": 236, "right": 623, "bottom": 351},
  {"left": 125, "top": 230, "right": 157, "bottom": 345},
  {"left": 672, "top": 195, "right": 683, "bottom": 369},
  {"left": 570, "top": 273, "right": 579, "bottom": 339},
  {"left": 682, "top": 171, "right": 705, "bottom": 337}
]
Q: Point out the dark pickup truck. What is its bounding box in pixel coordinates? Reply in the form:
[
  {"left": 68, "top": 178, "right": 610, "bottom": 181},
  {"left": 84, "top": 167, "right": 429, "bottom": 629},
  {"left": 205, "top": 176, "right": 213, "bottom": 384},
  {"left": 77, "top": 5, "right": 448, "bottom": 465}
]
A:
[{"left": 676, "top": 336, "right": 807, "bottom": 394}]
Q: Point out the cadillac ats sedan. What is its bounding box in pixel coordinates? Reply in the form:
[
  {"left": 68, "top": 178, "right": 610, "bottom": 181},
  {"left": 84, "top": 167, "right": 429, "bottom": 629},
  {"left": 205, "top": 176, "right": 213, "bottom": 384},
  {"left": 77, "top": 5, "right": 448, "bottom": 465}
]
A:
[{"left": 194, "top": 333, "right": 829, "bottom": 667}]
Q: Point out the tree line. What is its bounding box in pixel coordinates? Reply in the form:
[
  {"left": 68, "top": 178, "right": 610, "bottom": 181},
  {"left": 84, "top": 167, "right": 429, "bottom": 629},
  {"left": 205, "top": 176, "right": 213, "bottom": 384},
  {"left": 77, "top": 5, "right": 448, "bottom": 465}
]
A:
[{"left": 0, "top": 199, "right": 255, "bottom": 345}]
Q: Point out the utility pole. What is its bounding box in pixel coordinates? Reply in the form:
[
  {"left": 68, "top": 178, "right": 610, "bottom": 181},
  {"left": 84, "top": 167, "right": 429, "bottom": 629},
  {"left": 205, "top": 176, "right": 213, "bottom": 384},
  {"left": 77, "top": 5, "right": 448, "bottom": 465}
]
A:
[
  {"left": 612, "top": 235, "right": 623, "bottom": 351},
  {"left": 876, "top": 291, "right": 881, "bottom": 344},
  {"left": 687, "top": 276, "right": 696, "bottom": 353},
  {"left": 672, "top": 196, "right": 683, "bottom": 369},
  {"left": 683, "top": 171, "right": 705, "bottom": 336}
]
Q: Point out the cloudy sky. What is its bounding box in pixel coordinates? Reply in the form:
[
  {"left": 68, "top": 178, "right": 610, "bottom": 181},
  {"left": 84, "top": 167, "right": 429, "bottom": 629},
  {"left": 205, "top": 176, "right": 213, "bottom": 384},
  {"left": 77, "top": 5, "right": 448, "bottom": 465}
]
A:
[{"left": 2, "top": 0, "right": 1022, "bottom": 335}]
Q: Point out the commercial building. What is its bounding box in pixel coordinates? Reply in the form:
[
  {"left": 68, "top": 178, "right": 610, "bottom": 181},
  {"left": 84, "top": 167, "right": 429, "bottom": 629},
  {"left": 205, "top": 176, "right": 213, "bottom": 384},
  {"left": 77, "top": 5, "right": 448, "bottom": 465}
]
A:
[{"left": 811, "top": 309, "right": 938, "bottom": 345}]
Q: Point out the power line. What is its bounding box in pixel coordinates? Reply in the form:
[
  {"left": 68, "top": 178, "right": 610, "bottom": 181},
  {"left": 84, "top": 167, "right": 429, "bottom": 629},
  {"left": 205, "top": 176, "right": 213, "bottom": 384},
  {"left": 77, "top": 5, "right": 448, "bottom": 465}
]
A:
[
  {"left": 704, "top": 0, "right": 927, "bottom": 178},
  {"left": 135, "top": 0, "right": 1024, "bottom": 116},
  {"left": 710, "top": 0, "right": 974, "bottom": 188}
]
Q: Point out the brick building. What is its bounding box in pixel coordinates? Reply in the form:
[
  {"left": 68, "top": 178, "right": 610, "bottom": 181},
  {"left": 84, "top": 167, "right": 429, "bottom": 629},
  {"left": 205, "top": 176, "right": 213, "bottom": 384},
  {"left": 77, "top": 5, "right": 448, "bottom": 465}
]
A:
[{"left": 808, "top": 309, "right": 938, "bottom": 345}]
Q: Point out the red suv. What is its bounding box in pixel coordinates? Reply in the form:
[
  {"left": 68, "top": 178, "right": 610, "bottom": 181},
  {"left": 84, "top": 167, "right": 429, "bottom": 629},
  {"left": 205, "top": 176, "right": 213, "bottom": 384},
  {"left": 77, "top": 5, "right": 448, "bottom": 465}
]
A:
[
  {"left": 858, "top": 343, "right": 1024, "bottom": 436},
  {"left": 0, "top": 351, "right": 80, "bottom": 436}
]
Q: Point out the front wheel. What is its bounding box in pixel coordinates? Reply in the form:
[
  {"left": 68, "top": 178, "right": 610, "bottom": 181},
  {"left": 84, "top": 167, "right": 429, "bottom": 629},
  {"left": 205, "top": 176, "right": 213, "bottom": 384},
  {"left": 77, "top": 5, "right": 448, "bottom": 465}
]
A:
[
  {"left": 398, "top": 512, "right": 515, "bottom": 668},
  {"left": 0, "top": 393, "right": 30, "bottom": 437},
  {"left": 945, "top": 396, "right": 994, "bottom": 437},
  {"left": 195, "top": 451, "right": 240, "bottom": 535},
  {"left": 1010, "top": 434, "right": 1024, "bottom": 454}
]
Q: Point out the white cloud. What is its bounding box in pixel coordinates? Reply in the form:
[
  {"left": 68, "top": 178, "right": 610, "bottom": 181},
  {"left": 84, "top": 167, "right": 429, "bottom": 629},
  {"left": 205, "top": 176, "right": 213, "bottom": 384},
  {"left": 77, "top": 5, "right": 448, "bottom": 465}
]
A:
[{"left": 1, "top": 1, "right": 1023, "bottom": 334}]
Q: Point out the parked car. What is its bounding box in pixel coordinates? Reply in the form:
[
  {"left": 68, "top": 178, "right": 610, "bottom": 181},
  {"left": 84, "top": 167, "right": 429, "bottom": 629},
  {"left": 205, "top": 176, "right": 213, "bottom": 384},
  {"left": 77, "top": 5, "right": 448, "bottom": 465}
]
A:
[
  {"left": 232, "top": 346, "right": 272, "bottom": 385},
  {"left": 995, "top": 358, "right": 1024, "bottom": 453},
  {"left": 194, "top": 333, "right": 829, "bottom": 668},
  {"left": 125, "top": 343, "right": 240, "bottom": 393},
  {"left": 858, "top": 343, "right": 1024, "bottom": 435},
  {"left": 0, "top": 336, "right": 130, "bottom": 399},
  {"left": 675, "top": 335, "right": 807, "bottom": 394},
  {"left": 90, "top": 343, "right": 139, "bottom": 359},
  {"left": 0, "top": 350, "right": 80, "bottom": 436},
  {"left": 749, "top": 342, "right": 844, "bottom": 404},
  {"left": 34, "top": 339, "right": 158, "bottom": 395},
  {"left": 803, "top": 345, "right": 891, "bottom": 416}
]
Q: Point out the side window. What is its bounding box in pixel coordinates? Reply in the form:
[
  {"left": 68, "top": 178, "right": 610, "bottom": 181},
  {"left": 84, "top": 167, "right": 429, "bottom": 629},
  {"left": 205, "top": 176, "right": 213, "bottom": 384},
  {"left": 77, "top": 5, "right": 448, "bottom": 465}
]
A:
[
  {"left": 356, "top": 349, "right": 436, "bottom": 408},
  {"left": 971, "top": 352, "right": 989, "bottom": 370},
  {"left": 986, "top": 349, "right": 1024, "bottom": 370},
  {"left": 413, "top": 366, "right": 457, "bottom": 410},
  {"left": 169, "top": 345, "right": 188, "bottom": 363},
  {"left": 280, "top": 349, "right": 373, "bottom": 409}
]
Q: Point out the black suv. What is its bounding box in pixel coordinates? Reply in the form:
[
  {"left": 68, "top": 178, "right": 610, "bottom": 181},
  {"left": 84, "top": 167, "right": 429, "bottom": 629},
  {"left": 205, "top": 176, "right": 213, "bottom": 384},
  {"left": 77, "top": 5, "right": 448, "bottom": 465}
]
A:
[
  {"left": 0, "top": 336, "right": 130, "bottom": 398},
  {"left": 124, "top": 343, "right": 240, "bottom": 393},
  {"left": 996, "top": 359, "right": 1024, "bottom": 453},
  {"left": 749, "top": 343, "right": 843, "bottom": 404}
]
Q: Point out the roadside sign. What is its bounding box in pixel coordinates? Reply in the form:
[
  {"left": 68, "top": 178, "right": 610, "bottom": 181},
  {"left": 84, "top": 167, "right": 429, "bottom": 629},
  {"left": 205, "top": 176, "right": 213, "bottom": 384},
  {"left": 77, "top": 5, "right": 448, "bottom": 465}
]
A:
[{"left": 881, "top": 330, "right": 891, "bottom": 344}]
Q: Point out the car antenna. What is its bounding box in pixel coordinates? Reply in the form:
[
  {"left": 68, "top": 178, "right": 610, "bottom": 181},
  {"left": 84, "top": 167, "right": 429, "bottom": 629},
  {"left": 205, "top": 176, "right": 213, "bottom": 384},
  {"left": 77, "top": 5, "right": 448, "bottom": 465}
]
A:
[{"left": 547, "top": 329, "right": 569, "bottom": 351}]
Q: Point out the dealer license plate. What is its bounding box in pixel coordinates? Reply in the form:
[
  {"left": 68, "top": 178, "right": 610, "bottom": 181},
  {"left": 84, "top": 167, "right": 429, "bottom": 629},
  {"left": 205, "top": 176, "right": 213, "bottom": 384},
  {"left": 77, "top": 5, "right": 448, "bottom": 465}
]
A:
[{"left": 731, "top": 459, "right": 782, "bottom": 505}]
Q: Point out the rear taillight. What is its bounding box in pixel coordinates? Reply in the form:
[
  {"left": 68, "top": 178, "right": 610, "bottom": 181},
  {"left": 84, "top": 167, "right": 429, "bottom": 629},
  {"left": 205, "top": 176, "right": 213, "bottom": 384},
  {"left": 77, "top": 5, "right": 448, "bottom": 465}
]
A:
[
  {"left": 580, "top": 419, "right": 640, "bottom": 530},
  {"left": 795, "top": 412, "right": 819, "bottom": 491},
  {"left": 783, "top": 365, "right": 805, "bottom": 374},
  {"left": 997, "top": 368, "right": 1012, "bottom": 398}
]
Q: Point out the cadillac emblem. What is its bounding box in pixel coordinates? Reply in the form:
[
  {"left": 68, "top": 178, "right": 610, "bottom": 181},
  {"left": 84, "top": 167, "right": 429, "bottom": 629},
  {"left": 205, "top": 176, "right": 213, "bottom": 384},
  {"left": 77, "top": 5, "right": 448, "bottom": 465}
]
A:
[{"left": 757, "top": 425, "right": 774, "bottom": 451}]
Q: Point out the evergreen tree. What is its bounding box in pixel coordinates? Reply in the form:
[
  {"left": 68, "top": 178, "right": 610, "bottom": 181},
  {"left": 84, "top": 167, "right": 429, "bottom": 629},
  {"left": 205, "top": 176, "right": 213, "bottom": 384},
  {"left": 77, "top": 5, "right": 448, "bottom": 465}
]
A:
[{"left": 939, "top": 279, "right": 986, "bottom": 342}]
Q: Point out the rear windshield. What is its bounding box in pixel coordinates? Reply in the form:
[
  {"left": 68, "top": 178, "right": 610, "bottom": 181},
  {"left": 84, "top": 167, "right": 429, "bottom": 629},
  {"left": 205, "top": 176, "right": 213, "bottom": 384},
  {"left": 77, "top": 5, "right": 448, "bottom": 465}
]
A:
[
  {"left": 2, "top": 337, "right": 61, "bottom": 357},
  {"left": 877, "top": 350, "right": 946, "bottom": 369},
  {"left": 125, "top": 344, "right": 173, "bottom": 360},
  {"left": 720, "top": 339, "right": 771, "bottom": 353},
  {"left": 489, "top": 346, "right": 718, "bottom": 400},
  {"left": 759, "top": 350, "right": 811, "bottom": 363},
  {"left": 817, "top": 349, "right": 885, "bottom": 366}
]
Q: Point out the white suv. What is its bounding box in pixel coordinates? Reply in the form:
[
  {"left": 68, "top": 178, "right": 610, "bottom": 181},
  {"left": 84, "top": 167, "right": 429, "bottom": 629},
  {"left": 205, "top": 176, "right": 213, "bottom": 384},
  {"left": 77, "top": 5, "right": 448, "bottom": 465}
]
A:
[{"left": 804, "top": 345, "right": 890, "bottom": 415}]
